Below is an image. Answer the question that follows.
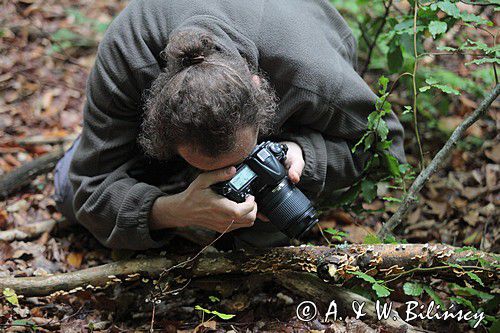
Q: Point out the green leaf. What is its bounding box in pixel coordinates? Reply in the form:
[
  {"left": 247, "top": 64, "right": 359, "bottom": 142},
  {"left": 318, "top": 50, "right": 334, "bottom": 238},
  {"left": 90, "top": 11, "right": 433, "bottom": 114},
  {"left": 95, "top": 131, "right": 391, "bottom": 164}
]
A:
[
  {"left": 466, "top": 271, "right": 484, "bottom": 286},
  {"left": 212, "top": 310, "right": 236, "bottom": 320},
  {"left": 3, "top": 288, "right": 19, "bottom": 306},
  {"left": 364, "top": 133, "right": 375, "bottom": 151},
  {"left": 349, "top": 270, "right": 377, "bottom": 284},
  {"left": 423, "top": 285, "right": 445, "bottom": 308},
  {"left": 435, "top": 0, "right": 461, "bottom": 18},
  {"left": 402, "top": 106, "right": 412, "bottom": 115},
  {"left": 378, "top": 76, "right": 389, "bottom": 95},
  {"left": 454, "top": 246, "right": 478, "bottom": 253},
  {"left": 376, "top": 119, "right": 389, "bottom": 142},
  {"left": 388, "top": 42, "right": 403, "bottom": 73},
  {"left": 450, "top": 284, "right": 494, "bottom": 301},
  {"left": 419, "top": 85, "right": 431, "bottom": 92},
  {"left": 363, "top": 234, "right": 382, "bottom": 244},
  {"left": 428, "top": 21, "right": 447, "bottom": 38},
  {"left": 323, "top": 228, "right": 348, "bottom": 241},
  {"left": 433, "top": 84, "right": 460, "bottom": 95},
  {"left": 465, "top": 58, "right": 500, "bottom": 66},
  {"left": 382, "top": 153, "right": 401, "bottom": 177},
  {"left": 403, "top": 282, "right": 424, "bottom": 296},
  {"left": 447, "top": 263, "right": 462, "bottom": 269},
  {"left": 12, "top": 320, "right": 35, "bottom": 327},
  {"left": 361, "top": 180, "right": 377, "bottom": 202},
  {"left": 450, "top": 296, "right": 476, "bottom": 311},
  {"left": 383, "top": 196, "right": 402, "bottom": 203},
  {"left": 373, "top": 283, "right": 391, "bottom": 298},
  {"left": 194, "top": 305, "right": 235, "bottom": 320},
  {"left": 209, "top": 296, "right": 220, "bottom": 303}
]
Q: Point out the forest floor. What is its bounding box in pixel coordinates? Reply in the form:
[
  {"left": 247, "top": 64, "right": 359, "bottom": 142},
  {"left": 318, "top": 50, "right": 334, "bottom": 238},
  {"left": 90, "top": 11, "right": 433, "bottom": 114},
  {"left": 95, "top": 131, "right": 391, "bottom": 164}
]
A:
[{"left": 0, "top": 0, "right": 498, "bottom": 332}]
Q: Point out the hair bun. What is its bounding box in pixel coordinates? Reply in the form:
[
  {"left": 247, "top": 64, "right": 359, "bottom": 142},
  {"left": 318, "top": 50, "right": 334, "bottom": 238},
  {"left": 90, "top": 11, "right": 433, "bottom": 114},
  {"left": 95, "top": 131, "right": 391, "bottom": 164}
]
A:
[
  {"left": 181, "top": 55, "right": 205, "bottom": 67},
  {"left": 163, "top": 30, "right": 216, "bottom": 72}
]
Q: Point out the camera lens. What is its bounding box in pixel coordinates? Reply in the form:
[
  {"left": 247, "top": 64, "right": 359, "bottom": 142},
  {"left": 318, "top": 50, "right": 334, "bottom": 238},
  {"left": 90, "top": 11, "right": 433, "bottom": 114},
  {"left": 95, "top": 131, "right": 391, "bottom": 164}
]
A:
[{"left": 258, "top": 179, "right": 319, "bottom": 239}]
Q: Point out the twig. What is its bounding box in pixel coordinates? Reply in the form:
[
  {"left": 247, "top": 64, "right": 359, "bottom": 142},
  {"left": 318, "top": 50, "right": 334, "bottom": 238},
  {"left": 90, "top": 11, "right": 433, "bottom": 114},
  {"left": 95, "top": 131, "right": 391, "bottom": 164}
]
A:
[
  {"left": 0, "top": 219, "right": 59, "bottom": 242},
  {"left": 0, "top": 147, "right": 64, "bottom": 199},
  {"left": 360, "top": 0, "right": 393, "bottom": 77},
  {"left": 379, "top": 83, "right": 500, "bottom": 237},
  {"left": 411, "top": 0, "right": 425, "bottom": 170}
]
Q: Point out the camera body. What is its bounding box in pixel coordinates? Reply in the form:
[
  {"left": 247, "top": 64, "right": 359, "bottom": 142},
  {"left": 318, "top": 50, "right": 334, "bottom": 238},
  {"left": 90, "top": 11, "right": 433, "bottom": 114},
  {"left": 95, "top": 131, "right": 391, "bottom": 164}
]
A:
[{"left": 212, "top": 141, "right": 318, "bottom": 239}]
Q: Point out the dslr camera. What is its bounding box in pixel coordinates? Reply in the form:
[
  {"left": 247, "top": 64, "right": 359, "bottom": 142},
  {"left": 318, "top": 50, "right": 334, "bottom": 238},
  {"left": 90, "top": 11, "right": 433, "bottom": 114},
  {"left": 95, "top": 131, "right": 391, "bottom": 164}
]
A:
[{"left": 212, "top": 141, "right": 318, "bottom": 239}]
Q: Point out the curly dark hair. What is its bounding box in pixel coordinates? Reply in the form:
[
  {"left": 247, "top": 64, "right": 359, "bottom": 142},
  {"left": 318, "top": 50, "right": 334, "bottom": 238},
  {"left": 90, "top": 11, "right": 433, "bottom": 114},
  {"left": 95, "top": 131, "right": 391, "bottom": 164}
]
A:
[{"left": 138, "top": 29, "right": 278, "bottom": 160}]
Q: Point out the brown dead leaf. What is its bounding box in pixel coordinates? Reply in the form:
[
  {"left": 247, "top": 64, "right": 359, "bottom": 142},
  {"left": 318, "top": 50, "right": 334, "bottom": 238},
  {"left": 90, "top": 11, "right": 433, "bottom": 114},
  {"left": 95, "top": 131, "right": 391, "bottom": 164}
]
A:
[
  {"left": 485, "top": 144, "right": 500, "bottom": 164},
  {"left": 343, "top": 224, "right": 373, "bottom": 243},
  {"left": 193, "top": 320, "right": 217, "bottom": 333},
  {"left": 485, "top": 164, "right": 498, "bottom": 189},
  {"left": 0, "top": 209, "right": 8, "bottom": 230},
  {"left": 438, "top": 116, "right": 482, "bottom": 137},
  {"left": 463, "top": 210, "right": 480, "bottom": 226},
  {"left": 66, "top": 252, "right": 84, "bottom": 268},
  {"left": 0, "top": 241, "right": 13, "bottom": 264},
  {"left": 427, "top": 201, "right": 449, "bottom": 219}
]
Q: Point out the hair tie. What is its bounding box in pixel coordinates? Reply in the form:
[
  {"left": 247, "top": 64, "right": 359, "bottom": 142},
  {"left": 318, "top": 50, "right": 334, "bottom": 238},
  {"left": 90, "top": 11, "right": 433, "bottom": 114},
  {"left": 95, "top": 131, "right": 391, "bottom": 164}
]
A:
[{"left": 182, "top": 55, "right": 205, "bottom": 67}]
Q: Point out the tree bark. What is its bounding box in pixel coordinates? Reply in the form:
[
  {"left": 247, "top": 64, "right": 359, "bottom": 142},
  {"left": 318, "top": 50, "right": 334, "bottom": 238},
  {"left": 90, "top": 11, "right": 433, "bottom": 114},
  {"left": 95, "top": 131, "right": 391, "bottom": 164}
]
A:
[{"left": 0, "top": 244, "right": 497, "bottom": 297}]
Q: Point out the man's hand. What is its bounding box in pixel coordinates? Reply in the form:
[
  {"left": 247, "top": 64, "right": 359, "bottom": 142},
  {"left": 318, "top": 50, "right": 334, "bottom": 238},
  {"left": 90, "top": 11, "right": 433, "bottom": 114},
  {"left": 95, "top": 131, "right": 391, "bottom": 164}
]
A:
[
  {"left": 150, "top": 166, "right": 257, "bottom": 233},
  {"left": 280, "top": 141, "right": 305, "bottom": 184}
]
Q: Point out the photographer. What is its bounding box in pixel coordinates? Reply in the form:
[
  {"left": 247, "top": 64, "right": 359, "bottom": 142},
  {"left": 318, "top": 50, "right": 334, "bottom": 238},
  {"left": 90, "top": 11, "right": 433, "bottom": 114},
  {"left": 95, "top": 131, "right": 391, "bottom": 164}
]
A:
[{"left": 54, "top": 0, "right": 405, "bottom": 250}]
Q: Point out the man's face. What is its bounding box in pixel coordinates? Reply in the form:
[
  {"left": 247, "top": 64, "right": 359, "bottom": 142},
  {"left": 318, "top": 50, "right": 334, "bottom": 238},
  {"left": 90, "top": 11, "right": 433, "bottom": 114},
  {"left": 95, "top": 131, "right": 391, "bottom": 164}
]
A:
[{"left": 177, "top": 126, "right": 258, "bottom": 171}]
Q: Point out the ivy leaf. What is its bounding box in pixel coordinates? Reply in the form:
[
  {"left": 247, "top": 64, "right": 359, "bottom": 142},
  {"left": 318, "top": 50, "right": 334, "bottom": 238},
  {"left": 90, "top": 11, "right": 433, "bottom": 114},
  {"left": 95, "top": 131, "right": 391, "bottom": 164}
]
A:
[
  {"left": 403, "top": 282, "right": 424, "bottom": 296},
  {"left": 373, "top": 283, "right": 391, "bottom": 298},
  {"left": 361, "top": 180, "right": 377, "bottom": 202},
  {"left": 428, "top": 21, "right": 447, "bottom": 38},
  {"left": 466, "top": 271, "right": 484, "bottom": 287},
  {"left": 3, "top": 288, "right": 19, "bottom": 306}
]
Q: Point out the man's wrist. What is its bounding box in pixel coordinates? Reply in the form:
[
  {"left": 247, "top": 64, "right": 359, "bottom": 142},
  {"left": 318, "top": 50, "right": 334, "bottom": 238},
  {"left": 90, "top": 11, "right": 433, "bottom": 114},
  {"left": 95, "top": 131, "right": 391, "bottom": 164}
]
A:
[{"left": 150, "top": 194, "right": 184, "bottom": 230}]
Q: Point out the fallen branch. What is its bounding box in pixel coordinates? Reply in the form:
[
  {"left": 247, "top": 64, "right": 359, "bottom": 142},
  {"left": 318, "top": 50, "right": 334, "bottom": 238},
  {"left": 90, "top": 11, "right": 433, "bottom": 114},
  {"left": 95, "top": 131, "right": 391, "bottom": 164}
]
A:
[
  {"left": 1, "top": 244, "right": 497, "bottom": 297},
  {"left": 0, "top": 147, "right": 64, "bottom": 199},
  {"left": 379, "top": 83, "right": 500, "bottom": 237},
  {"left": 276, "top": 272, "right": 425, "bottom": 332}
]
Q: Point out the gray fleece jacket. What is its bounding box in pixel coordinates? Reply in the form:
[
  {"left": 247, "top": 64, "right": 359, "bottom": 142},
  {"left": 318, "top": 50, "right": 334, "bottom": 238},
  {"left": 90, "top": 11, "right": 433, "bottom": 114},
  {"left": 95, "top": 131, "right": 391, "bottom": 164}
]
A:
[{"left": 69, "top": 0, "right": 405, "bottom": 249}]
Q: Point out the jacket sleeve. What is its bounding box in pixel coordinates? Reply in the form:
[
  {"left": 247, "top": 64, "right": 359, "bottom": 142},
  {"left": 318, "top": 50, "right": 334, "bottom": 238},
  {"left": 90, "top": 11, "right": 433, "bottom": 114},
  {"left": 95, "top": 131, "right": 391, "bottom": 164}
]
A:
[
  {"left": 277, "top": 58, "right": 406, "bottom": 197},
  {"left": 68, "top": 11, "right": 168, "bottom": 250}
]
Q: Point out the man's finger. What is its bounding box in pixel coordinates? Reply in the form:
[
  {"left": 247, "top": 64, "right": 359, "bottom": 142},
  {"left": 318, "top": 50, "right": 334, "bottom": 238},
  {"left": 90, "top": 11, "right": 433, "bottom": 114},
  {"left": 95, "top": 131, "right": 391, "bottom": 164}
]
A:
[{"left": 197, "top": 166, "right": 236, "bottom": 188}]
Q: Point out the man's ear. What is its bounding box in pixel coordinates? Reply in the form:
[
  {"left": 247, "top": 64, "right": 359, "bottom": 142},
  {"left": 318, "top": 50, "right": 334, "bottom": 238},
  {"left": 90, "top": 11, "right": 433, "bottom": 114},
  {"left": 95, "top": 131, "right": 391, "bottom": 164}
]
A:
[{"left": 251, "top": 74, "right": 262, "bottom": 87}]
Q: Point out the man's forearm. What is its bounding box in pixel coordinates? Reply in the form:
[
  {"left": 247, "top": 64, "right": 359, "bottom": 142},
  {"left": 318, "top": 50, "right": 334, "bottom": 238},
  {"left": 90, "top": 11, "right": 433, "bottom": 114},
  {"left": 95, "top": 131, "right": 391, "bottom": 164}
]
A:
[{"left": 150, "top": 194, "right": 186, "bottom": 230}]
